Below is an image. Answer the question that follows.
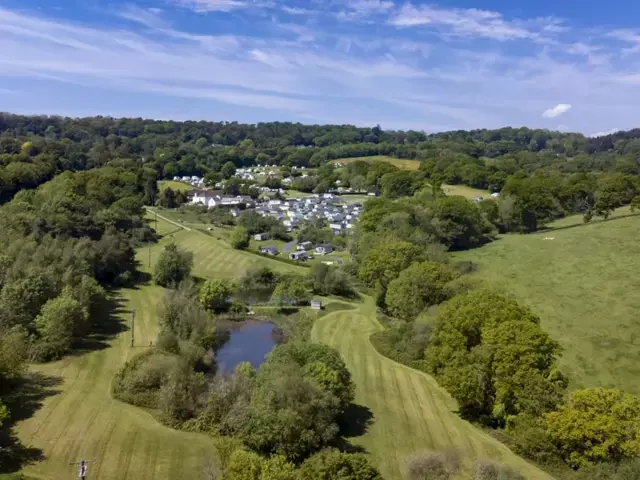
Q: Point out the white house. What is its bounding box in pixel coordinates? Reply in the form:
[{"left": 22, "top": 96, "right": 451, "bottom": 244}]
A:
[{"left": 289, "top": 251, "right": 308, "bottom": 261}]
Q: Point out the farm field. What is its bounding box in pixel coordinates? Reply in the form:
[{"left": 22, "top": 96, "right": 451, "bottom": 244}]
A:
[
  {"left": 331, "top": 155, "right": 421, "bottom": 170},
  {"left": 311, "top": 299, "right": 550, "bottom": 480},
  {"left": 158, "top": 180, "right": 194, "bottom": 193},
  {"left": 454, "top": 207, "right": 640, "bottom": 394}
]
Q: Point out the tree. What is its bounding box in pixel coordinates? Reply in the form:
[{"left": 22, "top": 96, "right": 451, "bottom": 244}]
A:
[
  {"left": 358, "top": 242, "right": 424, "bottom": 288},
  {"left": 200, "top": 279, "right": 235, "bottom": 313},
  {"left": 270, "top": 277, "right": 310, "bottom": 306},
  {"left": 385, "top": 262, "right": 457, "bottom": 321},
  {"left": 230, "top": 226, "right": 250, "bottom": 250},
  {"left": 153, "top": 243, "right": 194, "bottom": 287},
  {"left": 430, "top": 196, "right": 493, "bottom": 250},
  {"left": 426, "top": 289, "right": 564, "bottom": 422},
  {"left": 298, "top": 449, "right": 382, "bottom": 480},
  {"left": 35, "top": 287, "right": 87, "bottom": 360},
  {"left": 543, "top": 388, "right": 640, "bottom": 468},
  {"left": 158, "top": 187, "right": 178, "bottom": 208},
  {"left": 222, "top": 162, "right": 237, "bottom": 179},
  {"left": 630, "top": 195, "right": 640, "bottom": 213}
]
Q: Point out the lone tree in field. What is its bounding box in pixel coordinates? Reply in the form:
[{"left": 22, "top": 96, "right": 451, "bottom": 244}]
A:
[
  {"left": 153, "top": 243, "right": 193, "bottom": 287},
  {"left": 199, "top": 279, "right": 235, "bottom": 313},
  {"left": 230, "top": 226, "right": 250, "bottom": 250}
]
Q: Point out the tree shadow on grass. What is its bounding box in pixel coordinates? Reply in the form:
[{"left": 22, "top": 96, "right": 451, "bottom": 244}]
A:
[
  {"left": 537, "top": 212, "right": 640, "bottom": 234},
  {"left": 0, "top": 372, "right": 63, "bottom": 473},
  {"left": 333, "top": 403, "right": 374, "bottom": 454},
  {"left": 70, "top": 295, "right": 129, "bottom": 355}
]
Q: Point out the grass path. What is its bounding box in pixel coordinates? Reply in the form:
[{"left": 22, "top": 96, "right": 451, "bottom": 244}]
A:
[
  {"left": 311, "top": 299, "right": 552, "bottom": 480},
  {"left": 17, "top": 286, "right": 218, "bottom": 480}
]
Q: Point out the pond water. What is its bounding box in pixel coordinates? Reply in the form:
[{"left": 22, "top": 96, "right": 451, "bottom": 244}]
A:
[{"left": 216, "top": 321, "right": 278, "bottom": 372}]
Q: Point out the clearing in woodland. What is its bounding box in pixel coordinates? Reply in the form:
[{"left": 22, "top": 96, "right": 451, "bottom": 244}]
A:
[
  {"left": 15, "top": 215, "right": 546, "bottom": 480},
  {"left": 454, "top": 207, "right": 640, "bottom": 395},
  {"left": 332, "top": 155, "right": 421, "bottom": 170}
]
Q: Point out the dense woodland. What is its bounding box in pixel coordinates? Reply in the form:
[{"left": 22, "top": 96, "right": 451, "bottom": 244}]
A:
[{"left": 2, "top": 113, "right": 640, "bottom": 478}]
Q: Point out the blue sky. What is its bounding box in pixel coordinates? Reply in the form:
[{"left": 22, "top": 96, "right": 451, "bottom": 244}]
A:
[{"left": 0, "top": 0, "right": 639, "bottom": 134}]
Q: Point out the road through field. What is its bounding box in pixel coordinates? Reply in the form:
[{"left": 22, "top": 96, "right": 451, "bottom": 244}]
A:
[{"left": 311, "top": 299, "right": 552, "bottom": 480}]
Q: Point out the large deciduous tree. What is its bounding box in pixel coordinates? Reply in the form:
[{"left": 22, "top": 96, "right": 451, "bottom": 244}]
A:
[
  {"left": 543, "top": 388, "right": 640, "bottom": 468},
  {"left": 385, "top": 261, "right": 457, "bottom": 321},
  {"left": 153, "top": 243, "right": 193, "bottom": 287}
]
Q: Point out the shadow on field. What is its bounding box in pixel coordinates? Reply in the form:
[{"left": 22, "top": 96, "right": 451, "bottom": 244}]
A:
[
  {"left": 0, "top": 372, "right": 62, "bottom": 473},
  {"left": 538, "top": 212, "right": 640, "bottom": 234},
  {"left": 70, "top": 296, "right": 129, "bottom": 355},
  {"left": 334, "top": 403, "right": 374, "bottom": 453}
]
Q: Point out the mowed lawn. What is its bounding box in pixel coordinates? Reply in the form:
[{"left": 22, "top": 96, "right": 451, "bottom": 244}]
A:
[
  {"left": 311, "top": 300, "right": 551, "bottom": 480},
  {"left": 15, "top": 218, "right": 303, "bottom": 480},
  {"left": 17, "top": 285, "right": 219, "bottom": 480},
  {"left": 454, "top": 208, "right": 640, "bottom": 394},
  {"left": 331, "top": 156, "right": 421, "bottom": 171}
]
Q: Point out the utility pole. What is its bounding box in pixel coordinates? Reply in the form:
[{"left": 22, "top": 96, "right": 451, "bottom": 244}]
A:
[
  {"left": 155, "top": 211, "right": 158, "bottom": 232},
  {"left": 70, "top": 458, "right": 96, "bottom": 479},
  {"left": 131, "top": 309, "right": 135, "bottom": 347}
]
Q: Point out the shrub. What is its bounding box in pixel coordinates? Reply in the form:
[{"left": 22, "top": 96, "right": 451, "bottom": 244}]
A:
[
  {"left": 112, "top": 350, "right": 177, "bottom": 408},
  {"left": 473, "top": 459, "right": 524, "bottom": 480},
  {"left": 405, "top": 449, "right": 461, "bottom": 480}
]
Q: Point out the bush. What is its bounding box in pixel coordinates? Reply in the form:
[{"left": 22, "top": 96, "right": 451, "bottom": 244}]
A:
[
  {"left": 112, "top": 350, "right": 177, "bottom": 408},
  {"left": 405, "top": 449, "right": 461, "bottom": 480},
  {"left": 473, "top": 459, "right": 524, "bottom": 480},
  {"left": 200, "top": 279, "right": 235, "bottom": 313},
  {"left": 298, "top": 449, "right": 383, "bottom": 480}
]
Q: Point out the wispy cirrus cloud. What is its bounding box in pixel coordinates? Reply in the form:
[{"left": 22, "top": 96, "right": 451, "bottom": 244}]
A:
[
  {"left": 388, "top": 4, "right": 532, "bottom": 40},
  {"left": 0, "top": 2, "right": 639, "bottom": 134},
  {"left": 170, "top": 0, "right": 248, "bottom": 13}
]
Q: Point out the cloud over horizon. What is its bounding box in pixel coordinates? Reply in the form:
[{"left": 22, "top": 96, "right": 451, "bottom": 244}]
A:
[{"left": 0, "top": 1, "right": 638, "bottom": 133}]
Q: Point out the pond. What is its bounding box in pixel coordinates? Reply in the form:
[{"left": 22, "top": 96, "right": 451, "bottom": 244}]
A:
[{"left": 215, "top": 321, "right": 279, "bottom": 373}]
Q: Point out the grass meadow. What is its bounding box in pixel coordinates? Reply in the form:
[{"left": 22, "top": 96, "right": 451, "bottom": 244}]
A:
[
  {"left": 331, "top": 155, "right": 421, "bottom": 170},
  {"left": 454, "top": 207, "right": 640, "bottom": 394},
  {"left": 157, "top": 180, "right": 195, "bottom": 192}
]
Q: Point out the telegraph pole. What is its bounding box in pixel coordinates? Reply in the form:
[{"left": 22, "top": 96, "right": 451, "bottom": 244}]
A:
[
  {"left": 131, "top": 309, "right": 135, "bottom": 347},
  {"left": 70, "top": 458, "right": 96, "bottom": 479}
]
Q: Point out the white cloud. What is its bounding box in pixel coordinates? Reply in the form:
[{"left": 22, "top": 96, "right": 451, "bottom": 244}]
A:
[
  {"left": 542, "top": 103, "right": 572, "bottom": 118},
  {"left": 589, "top": 128, "right": 619, "bottom": 137},
  {"left": 117, "top": 5, "right": 166, "bottom": 28},
  {"left": 388, "top": 4, "right": 531, "bottom": 40},
  {"left": 170, "top": 0, "right": 247, "bottom": 13}
]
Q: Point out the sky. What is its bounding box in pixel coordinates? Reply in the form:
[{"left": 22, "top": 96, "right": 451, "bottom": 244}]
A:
[{"left": 0, "top": 1, "right": 639, "bottom": 135}]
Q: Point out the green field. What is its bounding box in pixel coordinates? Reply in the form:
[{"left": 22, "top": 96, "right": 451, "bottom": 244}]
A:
[
  {"left": 312, "top": 300, "right": 550, "bottom": 480},
  {"left": 442, "top": 184, "right": 491, "bottom": 200},
  {"left": 158, "top": 180, "right": 195, "bottom": 193},
  {"left": 13, "top": 212, "right": 545, "bottom": 480},
  {"left": 331, "top": 156, "right": 421, "bottom": 171},
  {"left": 454, "top": 207, "right": 640, "bottom": 395}
]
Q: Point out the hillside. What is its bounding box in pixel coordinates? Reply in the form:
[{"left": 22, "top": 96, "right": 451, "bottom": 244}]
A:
[{"left": 454, "top": 207, "right": 640, "bottom": 394}]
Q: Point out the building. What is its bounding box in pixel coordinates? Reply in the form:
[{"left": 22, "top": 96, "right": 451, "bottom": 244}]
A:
[
  {"left": 289, "top": 251, "right": 308, "bottom": 261},
  {"left": 311, "top": 300, "right": 322, "bottom": 310},
  {"left": 259, "top": 245, "right": 278, "bottom": 256},
  {"left": 254, "top": 233, "right": 270, "bottom": 241},
  {"left": 297, "top": 241, "right": 313, "bottom": 251},
  {"left": 315, "top": 244, "right": 334, "bottom": 255}
]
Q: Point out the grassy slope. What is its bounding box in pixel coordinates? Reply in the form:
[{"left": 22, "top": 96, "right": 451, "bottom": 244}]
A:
[
  {"left": 454, "top": 207, "right": 640, "bottom": 394},
  {"left": 442, "top": 184, "right": 491, "bottom": 200},
  {"left": 15, "top": 215, "right": 543, "bottom": 480},
  {"left": 311, "top": 299, "right": 551, "bottom": 480},
  {"left": 16, "top": 217, "right": 303, "bottom": 480},
  {"left": 331, "top": 156, "right": 421, "bottom": 171},
  {"left": 158, "top": 180, "right": 195, "bottom": 193}
]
